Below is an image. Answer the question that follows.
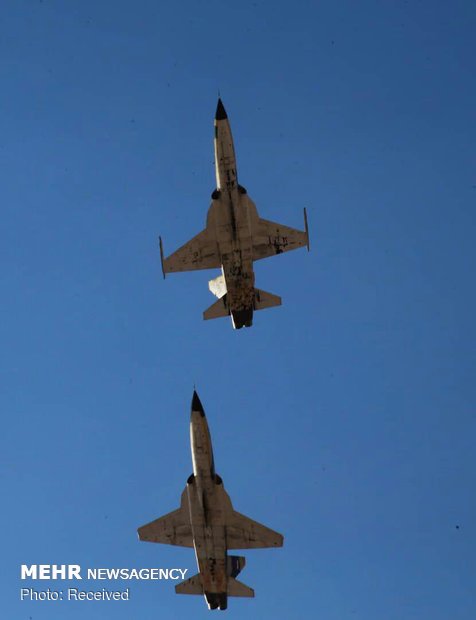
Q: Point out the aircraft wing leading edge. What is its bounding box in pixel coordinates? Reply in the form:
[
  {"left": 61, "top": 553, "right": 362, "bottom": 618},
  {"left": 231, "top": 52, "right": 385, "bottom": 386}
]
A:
[
  {"left": 225, "top": 510, "right": 284, "bottom": 549},
  {"left": 138, "top": 488, "right": 193, "bottom": 547},
  {"left": 252, "top": 209, "right": 310, "bottom": 261},
  {"left": 161, "top": 228, "right": 220, "bottom": 274}
]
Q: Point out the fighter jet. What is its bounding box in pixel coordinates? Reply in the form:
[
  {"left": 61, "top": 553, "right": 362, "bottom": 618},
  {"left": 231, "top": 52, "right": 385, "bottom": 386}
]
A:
[
  {"left": 138, "top": 391, "right": 283, "bottom": 610},
  {"left": 159, "top": 98, "right": 310, "bottom": 329}
]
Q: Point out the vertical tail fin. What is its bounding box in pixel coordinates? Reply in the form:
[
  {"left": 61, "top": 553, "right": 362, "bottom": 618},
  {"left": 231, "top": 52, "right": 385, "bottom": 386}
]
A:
[
  {"left": 208, "top": 274, "right": 227, "bottom": 298},
  {"left": 227, "top": 555, "right": 246, "bottom": 578}
]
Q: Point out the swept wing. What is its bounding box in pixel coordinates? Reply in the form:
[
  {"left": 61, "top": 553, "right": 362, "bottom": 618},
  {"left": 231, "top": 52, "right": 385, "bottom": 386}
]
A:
[
  {"left": 160, "top": 229, "right": 220, "bottom": 275},
  {"left": 252, "top": 208, "right": 309, "bottom": 261},
  {"left": 138, "top": 489, "right": 193, "bottom": 547},
  {"left": 226, "top": 510, "right": 284, "bottom": 549}
]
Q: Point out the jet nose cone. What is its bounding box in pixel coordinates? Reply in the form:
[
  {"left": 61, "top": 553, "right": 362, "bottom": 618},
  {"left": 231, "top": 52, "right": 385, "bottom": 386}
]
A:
[
  {"left": 191, "top": 390, "right": 205, "bottom": 417},
  {"left": 215, "top": 98, "right": 227, "bottom": 121}
]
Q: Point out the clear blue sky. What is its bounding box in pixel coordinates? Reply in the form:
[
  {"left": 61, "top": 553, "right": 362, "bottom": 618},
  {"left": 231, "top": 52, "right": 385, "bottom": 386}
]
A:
[{"left": 2, "top": 1, "right": 475, "bottom": 618}]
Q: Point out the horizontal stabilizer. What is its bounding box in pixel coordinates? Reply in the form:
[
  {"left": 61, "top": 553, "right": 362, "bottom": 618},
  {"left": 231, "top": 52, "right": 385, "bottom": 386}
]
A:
[
  {"left": 175, "top": 574, "right": 203, "bottom": 595},
  {"left": 203, "top": 295, "right": 230, "bottom": 320},
  {"left": 227, "top": 577, "right": 254, "bottom": 598},
  {"left": 254, "top": 288, "right": 282, "bottom": 311}
]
